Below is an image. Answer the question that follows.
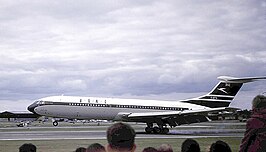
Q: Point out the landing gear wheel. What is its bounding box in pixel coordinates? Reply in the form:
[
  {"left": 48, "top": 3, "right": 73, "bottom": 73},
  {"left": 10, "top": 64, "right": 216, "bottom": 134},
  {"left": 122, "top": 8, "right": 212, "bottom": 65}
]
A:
[
  {"left": 153, "top": 127, "right": 161, "bottom": 134},
  {"left": 162, "top": 128, "right": 169, "bottom": 134},
  {"left": 53, "top": 121, "right": 58, "bottom": 126},
  {"left": 145, "top": 127, "right": 153, "bottom": 134}
]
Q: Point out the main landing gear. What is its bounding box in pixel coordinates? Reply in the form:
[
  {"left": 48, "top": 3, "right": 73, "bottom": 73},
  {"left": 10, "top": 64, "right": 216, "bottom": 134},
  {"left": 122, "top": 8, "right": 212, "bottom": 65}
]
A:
[
  {"left": 145, "top": 123, "right": 170, "bottom": 134},
  {"left": 145, "top": 127, "right": 169, "bottom": 134}
]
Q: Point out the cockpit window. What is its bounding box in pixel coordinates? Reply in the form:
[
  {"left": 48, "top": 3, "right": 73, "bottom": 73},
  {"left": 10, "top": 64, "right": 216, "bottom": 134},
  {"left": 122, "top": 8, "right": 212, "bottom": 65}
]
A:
[
  {"left": 34, "top": 100, "right": 45, "bottom": 105},
  {"left": 34, "top": 101, "right": 40, "bottom": 104}
]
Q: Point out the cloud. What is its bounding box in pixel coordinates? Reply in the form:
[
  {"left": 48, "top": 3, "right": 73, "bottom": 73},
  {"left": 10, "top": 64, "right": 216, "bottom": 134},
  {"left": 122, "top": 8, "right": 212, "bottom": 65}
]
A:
[{"left": 0, "top": 0, "right": 265, "bottom": 111}]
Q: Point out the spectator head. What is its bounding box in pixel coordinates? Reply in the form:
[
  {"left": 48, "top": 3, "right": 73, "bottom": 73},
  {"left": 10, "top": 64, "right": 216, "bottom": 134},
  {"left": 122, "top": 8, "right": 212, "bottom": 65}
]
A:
[
  {"left": 87, "top": 143, "right": 106, "bottom": 152},
  {"left": 181, "top": 139, "right": 200, "bottom": 152},
  {"left": 19, "top": 143, "right": 36, "bottom": 152},
  {"left": 106, "top": 122, "right": 136, "bottom": 152},
  {"left": 75, "top": 147, "right": 86, "bottom": 152},
  {"left": 252, "top": 95, "right": 266, "bottom": 109},
  {"left": 142, "top": 147, "right": 158, "bottom": 152},
  {"left": 209, "top": 140, "right": 231, "bottom": 152},
  {"left": 157, "top": 144, "right": 173, "bottom": 152}
]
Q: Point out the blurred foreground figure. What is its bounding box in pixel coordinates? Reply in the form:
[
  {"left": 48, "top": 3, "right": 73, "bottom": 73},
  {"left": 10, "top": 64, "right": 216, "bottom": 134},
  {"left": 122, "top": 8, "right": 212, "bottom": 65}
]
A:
[
  {"left": 157, "top": 144, "right": 173, "bottom": 152},
  {"left": 181, "top": 139, "right": 200, "bottom": 152},
  {"left": 75, "top": 147, "right": 86, "bottom": 152},
  {"left": 239, "top": 95, "right": 266, "bottom": 152},
  {"left": 106, "top": 122, "right": 136, "bottom": 152},
  {"left": 19, "top": 143, "right": 36, "bottom": 152},
  {"left": 210, "top": 140, "right": 231, "bottom": 152},
  {"left": 142, "top": 147, "right": 158, "bottom": 152},
  {"left": 87, "top": 143, "right": 106, "bottom": 152}
]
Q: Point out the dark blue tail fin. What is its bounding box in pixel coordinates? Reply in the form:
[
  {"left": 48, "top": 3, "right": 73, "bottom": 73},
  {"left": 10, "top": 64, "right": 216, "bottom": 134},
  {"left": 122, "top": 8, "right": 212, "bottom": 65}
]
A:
[{"left": 182, "top": 76, "right": 266, "bottom": 108}]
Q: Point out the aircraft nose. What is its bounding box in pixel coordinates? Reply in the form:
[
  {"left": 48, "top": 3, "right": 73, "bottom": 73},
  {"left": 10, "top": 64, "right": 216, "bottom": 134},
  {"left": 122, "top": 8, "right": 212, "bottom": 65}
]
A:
[{"left": 28, "top": 102, "right": 38, "bottom": 113}]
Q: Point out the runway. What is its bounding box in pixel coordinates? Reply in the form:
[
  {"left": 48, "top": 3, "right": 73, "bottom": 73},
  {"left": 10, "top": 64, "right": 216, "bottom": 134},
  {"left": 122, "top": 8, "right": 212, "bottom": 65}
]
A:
[{"left": 0, "top": 120, "right": 246, "bottom": 141}]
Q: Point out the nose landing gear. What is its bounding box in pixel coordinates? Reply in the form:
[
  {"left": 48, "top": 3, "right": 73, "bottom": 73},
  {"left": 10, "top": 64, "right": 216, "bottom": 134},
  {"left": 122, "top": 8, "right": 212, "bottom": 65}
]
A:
[
  {"left": 52, "top": 121, "right": 58, "bottom": 126},
  {"left": 52, "top": 119, "right": 59, "bottom": 126}
]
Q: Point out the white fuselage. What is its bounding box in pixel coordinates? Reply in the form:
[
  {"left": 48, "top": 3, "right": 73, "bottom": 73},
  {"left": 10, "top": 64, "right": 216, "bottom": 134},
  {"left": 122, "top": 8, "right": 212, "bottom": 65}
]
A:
[{"left": 32, "top": 96, "right": 209, "bottom": 120}]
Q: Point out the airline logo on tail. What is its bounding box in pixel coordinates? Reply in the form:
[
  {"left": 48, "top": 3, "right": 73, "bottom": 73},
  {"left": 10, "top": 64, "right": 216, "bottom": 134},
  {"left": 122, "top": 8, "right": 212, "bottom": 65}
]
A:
[
  {"left": 218, "top": 88, "right": 228, "bottom": 94},
  {"left": 210, "top": 82, "right": 243, "bottom": 96}
]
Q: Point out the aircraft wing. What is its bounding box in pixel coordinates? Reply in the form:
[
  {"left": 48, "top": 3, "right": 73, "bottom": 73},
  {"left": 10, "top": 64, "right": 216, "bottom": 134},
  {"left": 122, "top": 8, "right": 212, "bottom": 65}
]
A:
[
  {"left": 115, "top": 107, "right": 239, "bottom": 126},
  {"left": 128, "top": 107, "right": 237, "bottom": 117}
]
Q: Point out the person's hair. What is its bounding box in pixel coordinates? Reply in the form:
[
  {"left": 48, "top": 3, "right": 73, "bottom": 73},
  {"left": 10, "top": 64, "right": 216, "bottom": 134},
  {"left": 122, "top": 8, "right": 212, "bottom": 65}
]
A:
[
  {"left": 75, "top": 147, "right": 86, "bottom": 152},
  {"left": 142, "top": 147, "right": 158, "bottom": 152},
  {"left": 87, "top": 143, "right": 106, "bottom": 152},
  {"left": 209, "top": 140, "right": 231, "bottom": 152},
  {"left": 107, "top": 122, "right": 136, "bottom": 151},
  {"left": 157, "top": 144, "right": 173, "bottom": 152},
  {"left": 252, "top": 95, "right": 266, "bottom": 109},
  {"left": 19, "top": 143, "right": 36, "bottom": 152},
  {"left": 181, "top": 139, "right": 200, "bottom": 152}
]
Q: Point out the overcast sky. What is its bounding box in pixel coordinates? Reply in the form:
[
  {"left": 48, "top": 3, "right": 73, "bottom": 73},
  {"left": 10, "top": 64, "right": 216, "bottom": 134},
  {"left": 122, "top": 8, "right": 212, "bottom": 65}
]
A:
[{"left": 0, "top": 0, "right": 265, "bottom": 112}]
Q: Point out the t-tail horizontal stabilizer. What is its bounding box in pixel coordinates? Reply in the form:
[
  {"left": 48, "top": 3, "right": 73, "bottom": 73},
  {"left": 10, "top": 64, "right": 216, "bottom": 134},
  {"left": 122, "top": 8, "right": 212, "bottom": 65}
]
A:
[
  {"left": 182, "top": 76, "right": 266, "bottom": 108},
  {"left": 218, "top": 76, "right": 266, "bottom": 83}
]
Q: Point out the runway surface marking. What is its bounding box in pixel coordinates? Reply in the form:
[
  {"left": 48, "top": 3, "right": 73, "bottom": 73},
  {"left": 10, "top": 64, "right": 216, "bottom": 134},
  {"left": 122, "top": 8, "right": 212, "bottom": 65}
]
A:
[
  {"left": 0, "top": 121, "right": 246, "bottom": 141},
  {"left": 0, "top": 135, "right": 244, "bottom": 141}
]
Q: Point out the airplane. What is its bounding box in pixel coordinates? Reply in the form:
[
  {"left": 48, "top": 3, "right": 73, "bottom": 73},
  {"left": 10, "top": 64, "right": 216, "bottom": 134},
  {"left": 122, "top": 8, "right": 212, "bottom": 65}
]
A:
[{"left": 28, "top": 76, "right": 266, "bottom": 134}]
